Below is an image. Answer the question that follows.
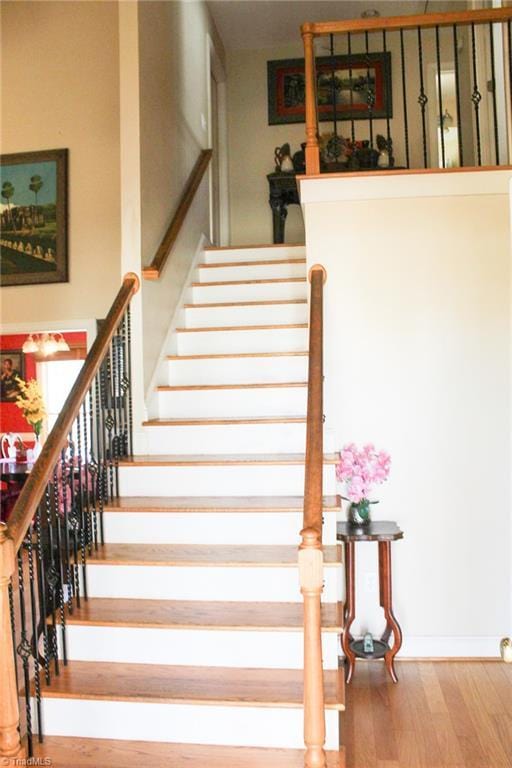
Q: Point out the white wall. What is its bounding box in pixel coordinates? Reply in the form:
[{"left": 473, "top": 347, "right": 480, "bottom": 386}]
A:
[
  {"left": 1, "top": 1, "right": 121, "bottom": 325},
  {"left": 138, "top": 0, "right": 226, "bottom": 393},
  {"left": 301, "top": 169, "right": 512, "bottom": 656}
]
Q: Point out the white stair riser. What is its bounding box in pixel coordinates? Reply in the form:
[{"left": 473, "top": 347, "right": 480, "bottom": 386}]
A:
[
  {"left": 165, "top": 355, "right": 308, "bottom": 386},
  {"left": 203, "top": 246, "right": 305, "bottom": 264},
  {"left": 119, "top": 464, "right": 336, "bottom": 497},
  {"left": 103, "top": 511, "right": 338, "bottom": 545},
  {"left": 143, "top": 422, "right": 309, "bottom": 455},
  {"left": 196, "top": 262, "right": 305, "bottom": 283},
  {"left": 62, "top": 626, "right": 339, "bottom": 669},
  {"left": 184, "top": 302, "right": 308, "bottom": 328},
  {"left": 155, "top": 387, "right": 307, "bottom": 419},
  {"left": 85, "top": 564, "right": 342, "bottom": 602},
  {"left": 191, "top": 281, "right": 306, "bottom": 304},
  {"left": 177, "top": 327, "right": 308, "bottom": 355},
  {"left": 35, "top": 699, "right": 339, "bottom": 749}
]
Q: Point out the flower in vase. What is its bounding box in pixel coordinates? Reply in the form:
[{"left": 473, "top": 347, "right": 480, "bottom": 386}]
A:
[
  {"left": 336, "top": 443, "right": 391, "bottom": 507},
  {"left": 14, "top": 377, "right": 46, "bottom": 437}
]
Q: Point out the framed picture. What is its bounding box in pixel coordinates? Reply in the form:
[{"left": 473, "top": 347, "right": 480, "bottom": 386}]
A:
[
  {"left": 267, "top": 53, "right": 392, "bottom": 125},
  {"left": 0, "top": 148, "right": 68, "bottom": 287},
  {"left": 0, "top": 350, "right": 25, "bottom": 403}
]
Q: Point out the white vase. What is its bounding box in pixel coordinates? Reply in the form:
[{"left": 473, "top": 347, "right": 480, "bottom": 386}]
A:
[{"left": 33, "top": 434, "right": 42, "bottom": 461}]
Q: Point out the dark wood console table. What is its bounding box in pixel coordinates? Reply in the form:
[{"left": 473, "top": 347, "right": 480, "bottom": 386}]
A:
[
  {"left": 267, "top": 172, "right": 300, "bottom": 244},
  {"left": 337, "top": 520, "right": 404, "bottom": 684}
]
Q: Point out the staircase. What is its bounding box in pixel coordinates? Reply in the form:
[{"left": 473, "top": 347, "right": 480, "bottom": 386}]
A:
[{"left": 33, "top": 244, "right": 345, "bottom": 766}]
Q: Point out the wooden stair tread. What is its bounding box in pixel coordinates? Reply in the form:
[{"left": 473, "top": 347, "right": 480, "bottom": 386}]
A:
[
  {"left": 176, "top": 323, "right": 308, "bottom": 333},
  {"left": 88, "top": 543, "right": 342, "bottom": 567},
  {"left": 191, "top": 277, "right": 307, "bottom": 287},
  {"left": 105, "top": 495, "right": 341, "bottom": 513},
  {"left": 63, "top": 598, "right": 343, "bottom": 631},
  {"left": 167, "top": 351, "right": 308, "bottom": 360},
  {"left": 39, "top": 661, "right": 345, "bottom": 710},
  {"left": 184, "top": 298, "right": 307, "bottom": 308},
  {"left": 143, "top": 416, "right": 307, "bottom": 426},
  {"left": 119, "top": 453, "right": 339, "bottom": 466},
  {"left": 198, "top": 257, "right": 306, "bottom": 268},
  {"left": 155, "top": 382, "right": 307, "bottom": 391},
  {"left": 33, "top": 737, "right": 344, "bottom": 767}
]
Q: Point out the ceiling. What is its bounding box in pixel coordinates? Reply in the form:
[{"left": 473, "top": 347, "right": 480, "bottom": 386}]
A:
[{"left": 207, "top": 0, "right": 470, "bottom": 50}]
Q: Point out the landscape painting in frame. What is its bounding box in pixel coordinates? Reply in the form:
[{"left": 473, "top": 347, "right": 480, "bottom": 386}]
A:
[
  {"left": 267, "top": 53, "right": 392, "bottom": 125},
  {"left": 0, "top": 149, "right": 68, "bottom": 287}
]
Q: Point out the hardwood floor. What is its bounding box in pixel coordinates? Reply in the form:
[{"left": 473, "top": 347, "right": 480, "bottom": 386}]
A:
[{"left": 344, "top": 661, "right": 512, "bottom": 768}]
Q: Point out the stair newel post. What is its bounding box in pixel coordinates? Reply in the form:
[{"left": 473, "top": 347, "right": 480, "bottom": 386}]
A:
[
  {"left": 301, "top": 264, "right": 327, "bottom": 768},
  {"left": 299, "top": 527, "right": 326, "bottom": 768},
  {"left": 0, "top": 523, "right": 23, "bottom": 759},
  {"left": 302, "top": 25, "right": 320, "bottom": 175}
]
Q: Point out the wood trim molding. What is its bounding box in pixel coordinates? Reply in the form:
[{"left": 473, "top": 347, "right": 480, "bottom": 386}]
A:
[{"left": 142, "top": 149, "right": 212, "bottom": 281}]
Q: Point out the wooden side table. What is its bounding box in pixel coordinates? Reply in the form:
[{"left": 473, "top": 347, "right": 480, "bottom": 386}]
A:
[{"left": 337, "top": 520, "right": 404, "bottom": 684}]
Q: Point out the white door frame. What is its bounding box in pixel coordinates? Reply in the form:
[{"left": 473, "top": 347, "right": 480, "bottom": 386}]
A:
[{"left": 206, "top": 33, "right": 230, "bottom": 246}]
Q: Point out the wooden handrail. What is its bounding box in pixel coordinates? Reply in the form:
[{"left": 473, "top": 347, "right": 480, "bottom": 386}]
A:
[
  {"left": 6, "top": 272, "right": 140, "bottom": 554},
  {"left": 142, "top": 149, "right": 213, "bottom": 281},
  {"left": 301, "top": 7, "right": 512, "bottom": 36},
  {"left": 299, "top": 264, "right": 327, "bottom": 768}
]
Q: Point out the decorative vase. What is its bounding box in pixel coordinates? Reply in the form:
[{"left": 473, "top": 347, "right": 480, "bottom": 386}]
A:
[
  {"left": 356, "top": 141, "right": 379, "bottom": 169},
  {"left": 348, "top": 500, "right": 372, "bottom": 526},
  {"left": 32, "top": 433, "right": 42, "bottom": 461}
]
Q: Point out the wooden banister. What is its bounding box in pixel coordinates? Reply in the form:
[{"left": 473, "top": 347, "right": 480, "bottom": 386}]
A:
[
  {"left": 300, "top": 264, "right": 327, "bottom": 768},
  {"left": 142, "top": 149, "right": 213, "bottom": 281},
  {"left": 301, "top": 7, "right": 512, "bottom": 37},
  {"left": 6, "top": 272, "right": 140, "bottom": 554}
]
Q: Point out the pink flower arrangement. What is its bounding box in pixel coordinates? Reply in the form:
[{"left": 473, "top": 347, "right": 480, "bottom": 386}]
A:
[{"left": 335, "top": 443, "right": 391, "bottom": 504}]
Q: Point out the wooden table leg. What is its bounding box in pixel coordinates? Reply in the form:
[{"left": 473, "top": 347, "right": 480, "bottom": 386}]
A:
[
  {"left": 378, "top": 541, "right": 402, "bottom": 683},
  {"left": 342, "top": 541, "right": 356, "bottom": 684}
]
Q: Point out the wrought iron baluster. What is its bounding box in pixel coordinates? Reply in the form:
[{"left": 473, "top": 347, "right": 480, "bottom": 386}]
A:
[
  {"left": 43, "top": 486, "right": 59, "bottom": 676},
  {"left": 26, "top": 521, "right": 43, "bottom": 742},
  {"left": 382, "top": 29, "right": 391, "bottom": 156},
  {"left": 489, "top": 22, "right": 500, "bottom": 165},
  {"left": 16, "top": 546, "right": 34, "bottom": 756},
  {"left": 35, "top": 501, "right": 51, "bottom": 685},
  {"left": 82, "top": 399, "right": 93, "bottom": 554},
  {"left": 60, "top": 447, "right": 73, "bottom": 610},
  {"left": 435, "top": 26, "right": 446, "bottom": 168},
  {"left": 453, "top": 24, "right": 464, "bottom": 167},
  {"left": 103, "top": 354, "right": 115, "bottom": 502},
  {"left": 94, "top": 372, "right": 106, "bottom": 545},
  {"left": 120, "top": 315, "right": 130, "bottom": 459},
  {"left": 67, "top": 434, "right": 81, "bottom": 608},
  {"left": 365, "top": 31, "right": 375, "bottom": 147},
  {"left": 8, "top": 581, "right": 18, "bottom": 690},
  {"left": 400, "top": 29, "right": 410, "bottom": 169},
  {"left": 75, "top": 410, "right": 88, "bottom": 601},
  {"left": 87, "top": 388, "right": 99, "bottom": 550},
  {"left": 52, "top": 466, "right": 67, "bottom": 666},
  {"left": 347, "top": 32, "right": 355, "bottom": 145},
  {"left": 417, "top": 26, "right": 428, "bottom": 168},
  {"left": 126, "top": 306, "right": 134, "bottom": 457},
  {"left": 471, "top": 23, "right": 482, "bottom": 166}
]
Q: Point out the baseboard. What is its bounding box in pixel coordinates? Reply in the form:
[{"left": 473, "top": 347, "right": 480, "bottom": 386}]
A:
[{"left": 399, "top": 635, "right": 502, "bottom": 658}]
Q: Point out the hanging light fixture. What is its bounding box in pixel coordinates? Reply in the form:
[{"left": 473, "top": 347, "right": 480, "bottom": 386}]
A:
[
  {"left": 21, "top": 334, "right": 38, "bottom": 354},
  {"left": 21, "top": 332, "right": 70, "bottom": 357}
]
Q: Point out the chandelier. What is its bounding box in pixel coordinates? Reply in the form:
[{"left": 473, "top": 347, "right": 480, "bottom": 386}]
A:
[{"left": 22, "top": 333, "right": 70, "bottom": 357}]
